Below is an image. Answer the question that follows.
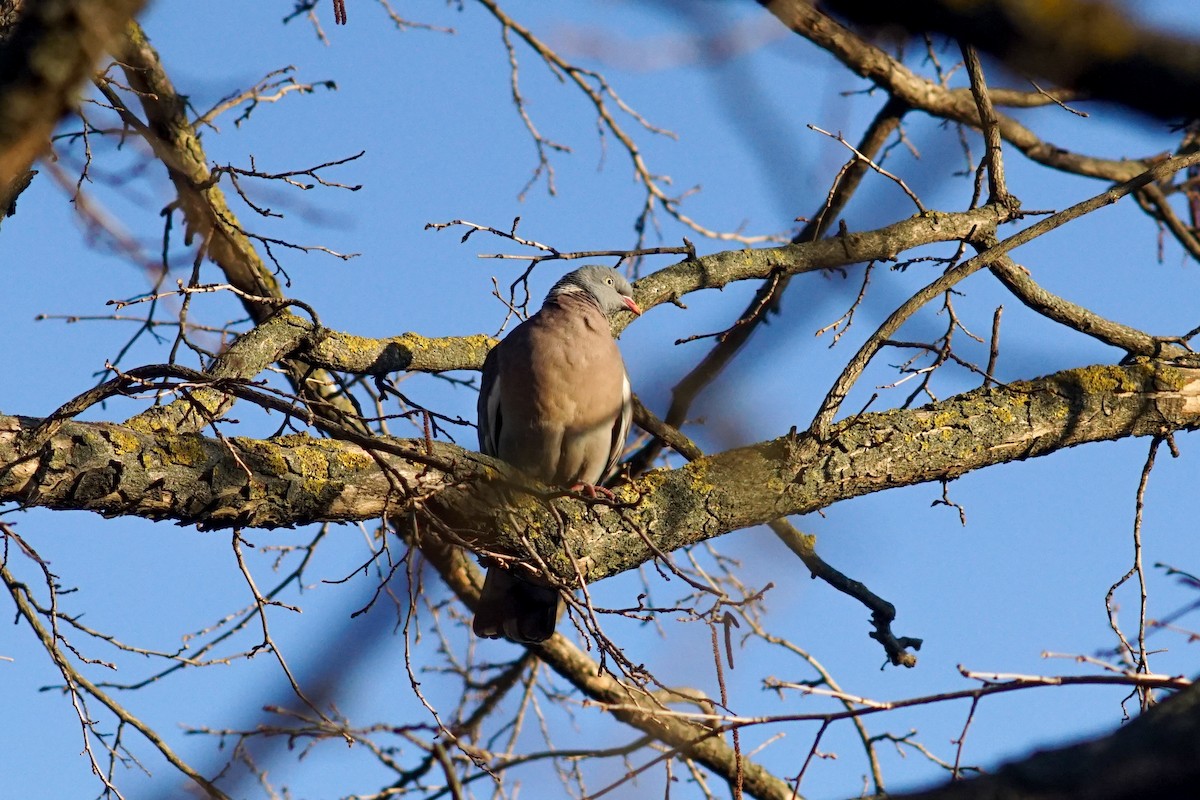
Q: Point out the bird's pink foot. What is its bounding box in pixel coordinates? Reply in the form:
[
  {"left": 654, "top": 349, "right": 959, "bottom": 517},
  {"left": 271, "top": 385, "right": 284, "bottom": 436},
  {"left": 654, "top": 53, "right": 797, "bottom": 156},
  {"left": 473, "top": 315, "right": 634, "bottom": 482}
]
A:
[{"left": 570, "top": 482, "right": 616, "bottom": 500}]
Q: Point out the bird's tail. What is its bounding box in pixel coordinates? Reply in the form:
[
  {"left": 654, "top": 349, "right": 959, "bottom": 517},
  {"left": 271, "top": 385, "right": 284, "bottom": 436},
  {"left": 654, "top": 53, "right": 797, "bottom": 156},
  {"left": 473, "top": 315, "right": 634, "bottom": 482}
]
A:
[{"left": 473, "top": 567, "right": 560, "bottom": 644}]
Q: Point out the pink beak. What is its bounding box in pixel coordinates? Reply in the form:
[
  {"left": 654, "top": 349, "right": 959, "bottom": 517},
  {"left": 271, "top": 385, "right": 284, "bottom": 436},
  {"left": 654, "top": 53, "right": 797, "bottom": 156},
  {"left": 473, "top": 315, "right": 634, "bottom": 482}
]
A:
[{"left": 623, "top": 296, "right": 643, "bottom": 316}]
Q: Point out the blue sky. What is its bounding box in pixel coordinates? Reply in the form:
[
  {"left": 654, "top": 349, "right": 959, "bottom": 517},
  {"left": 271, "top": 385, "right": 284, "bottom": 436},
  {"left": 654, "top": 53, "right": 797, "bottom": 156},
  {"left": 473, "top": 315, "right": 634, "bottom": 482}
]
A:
[{"left": 4, "top": 2, "right": 1200, "bottom": 798}]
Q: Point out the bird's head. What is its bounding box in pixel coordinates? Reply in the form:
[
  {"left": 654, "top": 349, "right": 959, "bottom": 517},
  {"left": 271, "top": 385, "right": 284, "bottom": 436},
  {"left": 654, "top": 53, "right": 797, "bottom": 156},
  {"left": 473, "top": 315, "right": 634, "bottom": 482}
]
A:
[{"left": 548, "top": 265, "right": 642, "bottom": 317}]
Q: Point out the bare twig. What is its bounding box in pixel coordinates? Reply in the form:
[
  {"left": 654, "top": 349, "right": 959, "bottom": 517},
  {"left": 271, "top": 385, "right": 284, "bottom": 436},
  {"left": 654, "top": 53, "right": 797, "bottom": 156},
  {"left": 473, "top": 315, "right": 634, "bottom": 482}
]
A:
[
  {"left": 1105, "top": 436, "right": 1161, "bottom": 712},
  {"left": 1, "top": 548, "right": 230, "bottom": 799},
  {"left": 808, "top": 123, "right": 926, "bottom": 213},
  {"left": 810, "top": 148, "right": 1200, "bottom": 438}
]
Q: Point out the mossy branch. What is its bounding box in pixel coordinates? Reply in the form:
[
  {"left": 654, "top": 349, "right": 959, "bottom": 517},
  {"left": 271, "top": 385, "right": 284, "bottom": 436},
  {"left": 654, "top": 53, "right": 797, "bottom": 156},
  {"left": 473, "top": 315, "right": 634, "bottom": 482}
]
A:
[{"left": 4, "top": 360, "right": 1198, "bottom": 586}]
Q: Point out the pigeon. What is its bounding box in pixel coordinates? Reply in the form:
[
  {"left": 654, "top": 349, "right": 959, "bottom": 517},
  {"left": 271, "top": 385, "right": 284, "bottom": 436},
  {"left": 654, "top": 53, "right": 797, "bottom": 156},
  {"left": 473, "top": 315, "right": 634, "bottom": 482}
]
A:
[{"left": 473, "top": 265, "right": 641, "bottom": 643}]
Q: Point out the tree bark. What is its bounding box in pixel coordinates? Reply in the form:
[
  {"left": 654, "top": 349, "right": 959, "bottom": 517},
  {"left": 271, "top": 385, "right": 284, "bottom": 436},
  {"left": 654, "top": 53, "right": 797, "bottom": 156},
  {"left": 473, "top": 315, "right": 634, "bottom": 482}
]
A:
[{"left": 4, "top": 360, "right": 1197, "bottom": 585}]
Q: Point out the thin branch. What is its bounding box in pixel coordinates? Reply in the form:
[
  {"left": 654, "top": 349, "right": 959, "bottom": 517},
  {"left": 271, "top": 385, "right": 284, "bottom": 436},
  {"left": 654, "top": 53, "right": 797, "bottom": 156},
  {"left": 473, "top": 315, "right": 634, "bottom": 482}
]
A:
[
  {"left": 1106, "top": 437, "right": 1161, "bottom": 712},
  {"left": 810, "top": 149, "right": 1200, "bottom": 437},
  {"left": 960, "top": 43, "right": 1015, "bottom": 208},
  {"left": 808, "top": 123, "right": 926, "bottom": 213},
  {"left": 1, "top": 555, "right": 230, "bottom": 799}
]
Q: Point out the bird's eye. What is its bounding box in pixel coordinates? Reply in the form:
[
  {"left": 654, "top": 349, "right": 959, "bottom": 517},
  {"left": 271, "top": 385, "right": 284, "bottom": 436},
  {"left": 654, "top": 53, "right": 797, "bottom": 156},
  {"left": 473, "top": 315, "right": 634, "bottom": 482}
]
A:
[{"left": 606, "top": 278, "right": 614, "bottom": 285}]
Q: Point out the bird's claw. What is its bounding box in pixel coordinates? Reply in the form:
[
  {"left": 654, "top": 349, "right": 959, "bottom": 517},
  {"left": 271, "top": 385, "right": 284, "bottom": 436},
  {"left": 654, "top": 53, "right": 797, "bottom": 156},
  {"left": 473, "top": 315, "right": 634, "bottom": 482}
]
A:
[{"left": 570, "top": 482, "right": 616, "bottom": 500}]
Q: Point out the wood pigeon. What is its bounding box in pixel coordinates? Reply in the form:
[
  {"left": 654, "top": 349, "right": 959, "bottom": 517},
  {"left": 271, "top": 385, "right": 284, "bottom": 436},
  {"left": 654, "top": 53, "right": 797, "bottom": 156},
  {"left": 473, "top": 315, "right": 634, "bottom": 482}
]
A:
[{"left": 473, "top": 265, "right": 641, "bottom": 643}]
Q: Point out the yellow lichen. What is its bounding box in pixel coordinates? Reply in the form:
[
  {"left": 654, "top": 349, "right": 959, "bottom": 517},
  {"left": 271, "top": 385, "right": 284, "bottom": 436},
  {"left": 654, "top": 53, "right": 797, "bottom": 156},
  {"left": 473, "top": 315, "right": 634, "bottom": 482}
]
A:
[
  {"left": 1152, "top": 364, "right": 1199, "bottom": 392},
  {"left": 301, "top": 476, "right": 336, "bottom": 498},
  {"left": 334, "top": 448, "right": 374, "bottom": 472},
  {"left": 990, "top": 405, "right": 1016, "bottom": 425},
  {"left": 106, "top": 427, "right": 142, "bottom": 455},
  {"left": 929, "top": 410, "right": 956, "bottom": 428},
  {"left": 163, "top": 434, "right": 208, "bottom": 467},
  {"left": 1073, "top": 364, "right": 1144, "bottom": 395},
  {"left": 122, "top": 415, "right": 162, "bottom": 436},
  {"left": 635, "top": 468, "right": 671, "bottom": 491},
  {"left": 234, "top": 438, "right": 289, "bottom": 476},
  {"left": 276, "top": 432, "right": 317, "bottom": 448},
  {"left": 289, "top": 444, "right": 331, "bottom": 478},
  {"left": 681, "top": 460, "right": 716, "bottom": 495}
]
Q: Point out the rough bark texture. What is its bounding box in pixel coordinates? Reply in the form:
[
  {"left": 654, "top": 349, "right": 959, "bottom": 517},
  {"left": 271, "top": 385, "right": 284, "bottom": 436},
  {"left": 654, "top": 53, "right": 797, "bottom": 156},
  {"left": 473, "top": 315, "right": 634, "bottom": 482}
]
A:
[
  {"left": 4, "top": 361, "right": 1197, "bottom": 584},
  {"left": 0, "top": 0, "right": 24, "bottom": 41},
  {"left": 0, "top": 414, "right": 457, "bottom": 529}
]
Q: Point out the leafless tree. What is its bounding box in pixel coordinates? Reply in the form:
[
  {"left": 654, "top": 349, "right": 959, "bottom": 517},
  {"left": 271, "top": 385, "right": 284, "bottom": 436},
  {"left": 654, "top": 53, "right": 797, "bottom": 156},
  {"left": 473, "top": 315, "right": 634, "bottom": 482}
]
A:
[{"left": 3, "top": 2, "right": 1200, "bottom": 799}]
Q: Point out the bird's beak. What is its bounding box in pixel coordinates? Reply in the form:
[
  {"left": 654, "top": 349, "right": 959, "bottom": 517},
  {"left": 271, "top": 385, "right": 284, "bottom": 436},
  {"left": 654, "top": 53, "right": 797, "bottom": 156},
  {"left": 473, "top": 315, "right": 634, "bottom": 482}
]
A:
[{"left": 623, "top": 296, "right": 643, "bottom": 316}]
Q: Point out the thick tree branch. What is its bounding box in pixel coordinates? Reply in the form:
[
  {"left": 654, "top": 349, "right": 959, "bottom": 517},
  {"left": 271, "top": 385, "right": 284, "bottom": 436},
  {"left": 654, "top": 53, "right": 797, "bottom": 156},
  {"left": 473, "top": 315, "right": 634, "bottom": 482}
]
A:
[
  {"left": 0, "top": 0, "right": 146, "bottom": 210},
  {"left": 890, "top": 679, "right": 1200, "bottom": 800},
  {"left": 627, "top": 203, "right": 1013, "bottom": 326},
  {"left": 821, "top": 0, "right": 1200, "bottom": 122},
  {"left": 761, "top": 1, "right": 1152, "bottom": 183},
  {"left": 4, "top": 361, "right": 1198, "bottom": 584}
]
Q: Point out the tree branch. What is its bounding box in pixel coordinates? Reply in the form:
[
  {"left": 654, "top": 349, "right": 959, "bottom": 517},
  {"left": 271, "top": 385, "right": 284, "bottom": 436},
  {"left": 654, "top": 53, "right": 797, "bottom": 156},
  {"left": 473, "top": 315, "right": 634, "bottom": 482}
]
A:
[
  {"left": 821, "top": 0, "right": 1200, "bottom": 121},
  {"left": 889, "top": 679, "right": 1200, "bottom": 799},
  {"left": 0, "top": 0, "right": 147, "bottom": 210},
  {"left": 108, "top": 23, "right": 367, "bottom": 434},
  {"left": 760, "top": 0, "right": 1154, "bottom": 183},
  {"left": 4, "top": 361, "right": 1198, "bottom": 584}
]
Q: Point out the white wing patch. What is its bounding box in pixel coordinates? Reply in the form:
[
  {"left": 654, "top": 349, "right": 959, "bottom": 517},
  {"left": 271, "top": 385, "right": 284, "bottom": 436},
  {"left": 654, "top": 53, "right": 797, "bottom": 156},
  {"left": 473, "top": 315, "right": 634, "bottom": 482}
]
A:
[
  {"left": 480, "top": 373, "right": 503, "bottom": 457},
  {"left": 604, "top": 373, "right": 633, "bottom": 480}
]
